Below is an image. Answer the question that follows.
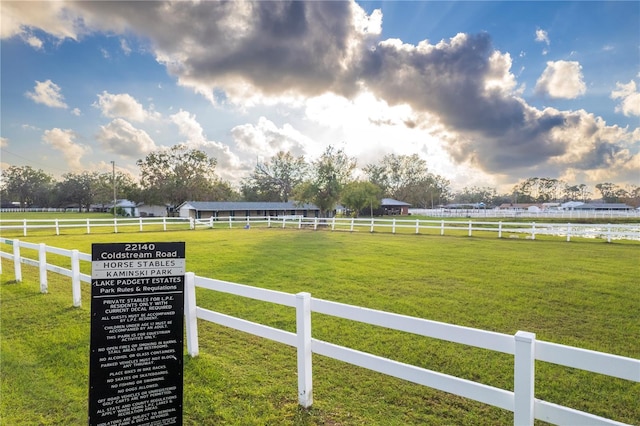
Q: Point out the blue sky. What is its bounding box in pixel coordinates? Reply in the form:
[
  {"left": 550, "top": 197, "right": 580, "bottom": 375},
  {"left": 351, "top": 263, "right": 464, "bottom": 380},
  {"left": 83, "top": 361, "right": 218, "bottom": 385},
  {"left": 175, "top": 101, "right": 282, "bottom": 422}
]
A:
[{"left": 1, "top": 1, "right": 638, "bottom": 192}]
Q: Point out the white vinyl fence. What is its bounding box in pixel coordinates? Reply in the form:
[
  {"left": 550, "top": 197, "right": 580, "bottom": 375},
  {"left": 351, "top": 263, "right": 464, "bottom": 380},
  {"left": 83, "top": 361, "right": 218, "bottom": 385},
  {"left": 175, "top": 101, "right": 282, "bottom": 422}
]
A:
[
  {"left": 1, "top": 216, "right": 639, "bottom": 241},
  {"left": 0, "top": 216, "right": 192, "bottom": 237},
  {"left": 409, "top": 208, "right": 640, "bottom": 220},
  {"left": 194, "top": 215, "right": 640, "bottom": 242},
  {"left": 1, "top": 238, "right": 638, "bottom": 425}
]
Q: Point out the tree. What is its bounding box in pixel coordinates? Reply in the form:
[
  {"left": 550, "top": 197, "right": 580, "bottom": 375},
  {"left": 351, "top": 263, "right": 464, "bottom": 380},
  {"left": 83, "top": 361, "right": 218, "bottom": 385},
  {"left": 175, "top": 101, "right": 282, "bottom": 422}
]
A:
[
  {"left": 454, "top": 185, "right": 498, "bottom": 206},
  {"left": 294, "top": 145, "right": 356, "bottom": 217},
  {"left": 56, "top": 172, "right": 96, "bottom": 211},
  {"left": 241, "top": 151, "right": 308, "bottom": 202},
  {"left": 1, "top": 166, "right": 55, "bottom": 208},
  {"left": 408, "top": 173, "right": 451, "bottom": 208},
  {"left": 92, "top": 171, "right": 142, "bottom": 209},
  {"left": 341, "top": 181, "right": 382, "bottom": 217},
  {"left": 137, "top": 144, "right": 220, "bottom": 206},
  {"left": 595, "top": 182, "right": 623, "bottom": 203},
  {"left": 364, "top": 154, "right": 429, "bottom": 202},
  {"left": 563, "top": 183, "right": 591, "bottom": 202},
  {"left": 620, "top": 184, "right": 640, "bottom": 208}
]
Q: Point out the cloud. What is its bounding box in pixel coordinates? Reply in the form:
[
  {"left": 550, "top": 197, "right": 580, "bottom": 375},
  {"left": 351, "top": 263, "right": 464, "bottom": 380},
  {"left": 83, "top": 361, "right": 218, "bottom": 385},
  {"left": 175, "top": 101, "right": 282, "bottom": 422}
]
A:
[
  {"left": 94, "top": 91, "right": 160, "bottom": 122},
  {"left": 0, "top": 137, "right": 8, "bottom": 148},
  {"left": 120, "top": 38, "right": 131, "bottom": 55},
  {"left": 170, "top": 110, "right": 247, "bottom": 182},
  {"left": 25, "top": 80, "right": 68, "bottom": 108},
  {"left": 4, "top": 1, "right": 638, "bottom": 187},
  {"left": 42, "top": 128, "right": 90, "bottom": 170},
  {"left": 535, "top": 28, "right": 550, "bottom": 45},
  {"left": 71, "top": 108, "right": 81, "bottom": 116},
  {"left": 96, "top": 118, "right": 157, "bottom": 157},
  {"left": 535, "top": 61, "right": 586, "bottom": 99},
  {"left": 611, "top": 80, "right": 640, "bottom": 117},
  {"left": 231, "top": 117, "right": 314, "bottom": 159},
  {"left": 24, "top": 33, "right": 43, "bottom": 50},
  {"left": 0, "top": 1, "right": 81, "bottom": 40}
]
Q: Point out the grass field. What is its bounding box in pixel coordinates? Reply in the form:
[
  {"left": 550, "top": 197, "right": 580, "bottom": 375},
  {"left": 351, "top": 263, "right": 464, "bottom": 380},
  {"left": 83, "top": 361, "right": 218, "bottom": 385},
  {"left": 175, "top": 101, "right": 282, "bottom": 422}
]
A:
[{"left": 1, "top": 224, "right": 639, "bottom": 425}]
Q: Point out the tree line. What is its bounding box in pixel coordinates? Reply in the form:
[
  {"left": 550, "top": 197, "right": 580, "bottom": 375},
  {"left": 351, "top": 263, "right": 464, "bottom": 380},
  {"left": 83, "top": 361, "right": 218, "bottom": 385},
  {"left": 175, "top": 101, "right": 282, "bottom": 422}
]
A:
[{"left": 1, "top": 144, "right": 638, "bottom": 215}]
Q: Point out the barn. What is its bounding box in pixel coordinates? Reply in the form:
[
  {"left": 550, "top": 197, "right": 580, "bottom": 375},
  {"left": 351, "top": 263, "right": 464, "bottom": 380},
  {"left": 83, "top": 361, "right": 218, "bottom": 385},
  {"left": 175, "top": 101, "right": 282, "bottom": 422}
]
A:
[{"left": 177, "top": 201, "right": 321, "bottom": 219}]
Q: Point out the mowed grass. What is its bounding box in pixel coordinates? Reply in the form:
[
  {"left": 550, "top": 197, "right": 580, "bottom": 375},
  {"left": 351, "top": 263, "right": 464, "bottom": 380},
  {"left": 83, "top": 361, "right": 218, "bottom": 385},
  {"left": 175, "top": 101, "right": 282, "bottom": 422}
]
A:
[{"left": 1, "top": 226, "right": 639, "bottom": 425}]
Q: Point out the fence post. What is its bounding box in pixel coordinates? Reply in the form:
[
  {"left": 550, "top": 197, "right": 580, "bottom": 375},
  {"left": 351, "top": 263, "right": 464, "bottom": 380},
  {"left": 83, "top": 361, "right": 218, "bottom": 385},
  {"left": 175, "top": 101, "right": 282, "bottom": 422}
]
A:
[
  {"left": 184, "top": 272, "right": 199, "bottom": 357},
  {"left": 498, "top": 221, "right": 502, "bottom": 238},
  {"left": 56, "top": 218, "right": 60, "bottom": 235},
  {"left": 331, "top": 217, "right": 336, "bottom": 231},
  {"left": 13, "top": 239, "right": 22, "bottom": 282},
  {"left": 39, "top": 243, "right": 48, "bottom": 293},
  {"left": 415, "top": 219, "right": 420, "bottom": 234},
  {"left": 314, "top": 217, "right": 318, "bottom": 230},
  {"left": 392, "top": 218, "right": 396, "bottom": 234},
  {"left": 350, "top": 218, "right": 354, "bottom": 232},
  {"left": 441, "top": 220, "right": 445, "bottom": 236},
  {"left": 531, "top": 222, "right": 536, "bottom": 240},
  {"left": 468, "top": 220, "right": 472, "bottom": 237},
  {"left": 191, "top": 218, "right": 196, "bottom": 230},
  {"left": 514, "top": 331, "right": 535, "bottom": 426},
  {"left": 370, "top": 217, "right": 374, "bottom": 233},
  {"left": 71, "top": 249, "right": 81, "bottom": 307},
  {"left": 299, "top": 216, "right": 303, "bottom": 229},
  {"left": 23, "top": 219, "right": 27, "bottom": 236},
  {"left": 567, "top": 223, "right": 571, "bottom": 242},
  {"left": 267, "top": 216, "right": 271, "bottom": 228},
  {"left": 607, "top": 223, "right": 611, "bottom": 243},
  {"left": 296, "top": 292, "right": 313, "bottom": 408},
  {"left": 163, "top": 217, "right": 167, "bottom": 231},
  {"left": 114, "top": 217, "right": 118, "bottom": 233},
  {"left": 139, "top": 217, "right": 143, "bottom": 232}
]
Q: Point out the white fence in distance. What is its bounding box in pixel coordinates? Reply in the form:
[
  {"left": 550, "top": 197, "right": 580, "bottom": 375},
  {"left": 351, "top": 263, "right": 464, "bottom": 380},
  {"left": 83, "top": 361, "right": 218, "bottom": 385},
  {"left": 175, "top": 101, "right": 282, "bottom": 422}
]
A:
[
  {"left": 0, "top": 216, "right": 192, "bottom": 237},
  {"left": 1, "top": 238, "right": 638, "bottom": 425},
  {"left": 196, "top": 215, "right": 640, "bottom": 242},
  {"left": 409, "top": 208, "right": 640, "bottom": 220},
  {"left": 0, "top": 216, "right": 639, "bottom": 241}
]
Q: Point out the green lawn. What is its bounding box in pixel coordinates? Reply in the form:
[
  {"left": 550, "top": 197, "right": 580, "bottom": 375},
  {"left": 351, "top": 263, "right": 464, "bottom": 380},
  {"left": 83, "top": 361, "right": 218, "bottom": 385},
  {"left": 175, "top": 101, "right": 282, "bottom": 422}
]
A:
[{"left": 1, "top": 227, "right": 639, "bottom": 425}]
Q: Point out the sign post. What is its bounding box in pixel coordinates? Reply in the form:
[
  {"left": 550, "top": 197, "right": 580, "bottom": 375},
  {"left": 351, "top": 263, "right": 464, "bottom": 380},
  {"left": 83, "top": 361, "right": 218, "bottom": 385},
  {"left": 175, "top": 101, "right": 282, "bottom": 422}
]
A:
[{"left": 89, "top": 242, "right": 185, "bottom": 426}]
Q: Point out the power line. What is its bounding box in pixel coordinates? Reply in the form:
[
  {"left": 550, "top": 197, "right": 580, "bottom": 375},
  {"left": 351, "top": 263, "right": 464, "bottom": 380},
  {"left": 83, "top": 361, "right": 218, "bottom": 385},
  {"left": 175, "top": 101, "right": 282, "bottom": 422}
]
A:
[{"left": 0, "top": 148, "right": 72, "bottom": 173}]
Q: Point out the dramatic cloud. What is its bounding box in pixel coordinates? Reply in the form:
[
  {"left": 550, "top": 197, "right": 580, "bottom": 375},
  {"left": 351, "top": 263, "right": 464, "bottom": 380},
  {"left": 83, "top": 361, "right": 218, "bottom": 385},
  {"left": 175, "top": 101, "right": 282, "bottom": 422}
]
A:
[
  {"left": 2, "top": 1, "right": 638, "bottom": 187},
  {"left": 42, "top": 128, "right": 89, "bottom": 170},
  {"left": 25, "top": 80, "right": 68, "bottom": 108},
  {"left": 94, "top": 92, "right": 159, "bottom": 122},
  {"left": 535, "top": 61, "right": 586, "bottom": 99},
  {"left": 611, "top": 80, "right": 640, "bottom": 117},
  {"left": 96, "top": 118, "right": 157, "bottom": 157}
]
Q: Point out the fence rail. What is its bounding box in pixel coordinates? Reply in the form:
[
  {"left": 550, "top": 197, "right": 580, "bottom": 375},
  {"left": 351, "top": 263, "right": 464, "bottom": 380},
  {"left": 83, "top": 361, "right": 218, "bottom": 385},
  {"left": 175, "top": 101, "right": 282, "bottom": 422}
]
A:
[
  {"left": 1, "top": 238, "right": 638, "bottom": 425},
  {"left": 409, "top": 208, "right": 640, "bottom": 219},
  {"left": 1, "top": 215, "right": 639, "bottom": 241}
]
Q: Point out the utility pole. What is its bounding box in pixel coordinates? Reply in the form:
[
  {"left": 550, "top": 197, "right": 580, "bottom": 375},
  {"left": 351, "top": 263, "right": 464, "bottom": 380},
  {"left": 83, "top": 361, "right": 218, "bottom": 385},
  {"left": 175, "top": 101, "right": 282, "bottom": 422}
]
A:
[{"left": 111, "top": 161, "right": 117, "bottom": 218}]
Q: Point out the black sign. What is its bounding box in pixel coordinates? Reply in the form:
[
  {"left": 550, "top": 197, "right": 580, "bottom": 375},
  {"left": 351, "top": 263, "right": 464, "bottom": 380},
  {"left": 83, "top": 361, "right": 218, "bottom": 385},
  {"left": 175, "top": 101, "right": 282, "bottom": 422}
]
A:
[{"left": 89, "top": 242, "right": 185, "bottom": 426}]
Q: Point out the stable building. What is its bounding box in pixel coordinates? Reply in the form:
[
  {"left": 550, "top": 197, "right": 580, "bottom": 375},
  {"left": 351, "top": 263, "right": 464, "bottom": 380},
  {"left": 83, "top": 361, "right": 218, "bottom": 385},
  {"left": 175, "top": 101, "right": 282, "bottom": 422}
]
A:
[{"left": 177, "top": 201, "right": 321, "bottom": 219}]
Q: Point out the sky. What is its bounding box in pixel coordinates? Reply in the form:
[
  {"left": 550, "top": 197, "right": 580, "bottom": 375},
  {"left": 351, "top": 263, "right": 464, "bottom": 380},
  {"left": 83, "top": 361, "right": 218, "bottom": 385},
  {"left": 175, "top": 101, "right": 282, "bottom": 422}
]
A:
[{"left": 1, "top": 1, "right": 639, "bottom": 193}]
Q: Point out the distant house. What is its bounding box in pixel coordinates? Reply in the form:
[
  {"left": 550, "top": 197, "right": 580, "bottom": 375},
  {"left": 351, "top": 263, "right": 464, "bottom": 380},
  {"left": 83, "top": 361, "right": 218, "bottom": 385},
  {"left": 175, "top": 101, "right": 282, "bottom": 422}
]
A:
[
  {"left": 571, "top": 203, "right": 633, "bottom": 211},
  {"left": 177, "top": 201, "right": 321, "bottom": 219},
  {"left": 114, "top": 199, "right": 139, "bottom": 217},
  {"left": 90, "top": 199, "right": 139, "bottom": 216},
  {"left": 379, "top": 198, "right": 411, "bottom": 215},
  {"left": 498, "top": 203, "right": 542, "bottom": 212},
  {"left": 137, "top": 203, "right": 170, "bottom": 217}
]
